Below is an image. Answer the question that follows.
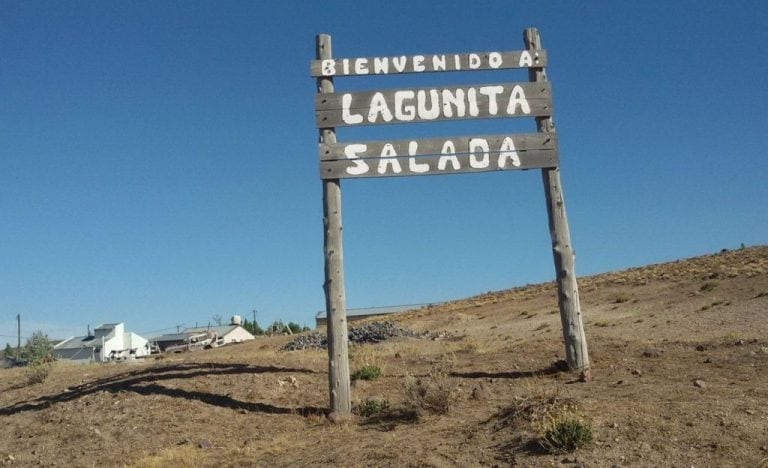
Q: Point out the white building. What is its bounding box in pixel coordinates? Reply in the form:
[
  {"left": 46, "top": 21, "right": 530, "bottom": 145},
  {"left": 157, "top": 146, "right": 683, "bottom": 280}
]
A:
[
  {"left": 54, "top": 323, "right": 150, "bottom": 363},
  {"left": 182, "top": 323, "right": 255, "bottom": 346}
]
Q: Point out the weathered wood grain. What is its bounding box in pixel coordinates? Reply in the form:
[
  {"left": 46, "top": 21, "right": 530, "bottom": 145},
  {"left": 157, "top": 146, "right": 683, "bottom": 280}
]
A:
[
  {"left": 524, "top": 28, "right": 590, "bottom": 376},
  {"left": 316, "top": 34, "right": 352, "bottom": 416},
  {"left": 319, "top": 149, "right": 558, "bottom": 179},
  {"left": 319, "top": 133, "right": 557, "bottom": 160},
  {"left": 309, "top": 49, "right": 547, "bottom": 76},
  {"left": 314, "top": 82, "right": 552, "bottom": 128}
]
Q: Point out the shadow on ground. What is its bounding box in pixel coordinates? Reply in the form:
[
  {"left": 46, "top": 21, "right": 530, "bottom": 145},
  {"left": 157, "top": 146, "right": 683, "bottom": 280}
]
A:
[
  {"left": 450, "top": 359, "right": 569, "bottom": 380},
  {"left": 0, "top": 362, "right": 325, "bottom": 417}
]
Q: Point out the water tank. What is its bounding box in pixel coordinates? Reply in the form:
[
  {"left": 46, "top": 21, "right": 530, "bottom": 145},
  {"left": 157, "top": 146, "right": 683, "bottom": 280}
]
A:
[{"left": 230, "top": 315, "right": 242, "bottom": 326}]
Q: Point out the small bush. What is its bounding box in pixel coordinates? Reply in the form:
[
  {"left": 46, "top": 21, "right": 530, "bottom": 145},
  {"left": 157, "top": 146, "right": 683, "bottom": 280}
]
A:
[
  {"left": 403, "top": 365, "right": 457, "bottom": 415},
  {"left": 700, "top": 282, "right": 718, "bottom": 292},
  {"left": 540, "top": 415, "right": 593, "bottom": 454},
  {"left": 18, "top": 330, "right": 54, "bottom": 386},
  {"left": 25, "top": 361, "right": 52, "bottom": 385},
  {"left": 21, "top": 331, "right": 53, "bottom": 362},
  {"left": 353, "top": 398, "right": 390, "bottom": 417},
  {"left": 459, "top": 337, "right": 482, "bottom": 354},
  {"left": 613, "top": 294, "right": 630, "bottom": 304},
  {"left": 351, "top": 365, "right": 382, "bottom": 381}
]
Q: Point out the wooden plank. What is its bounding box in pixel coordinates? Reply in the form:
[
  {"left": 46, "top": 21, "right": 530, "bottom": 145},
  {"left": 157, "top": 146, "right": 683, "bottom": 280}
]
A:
[
  {"left": 310, "top": 49, "right": 547, "bottom": 76},
  {"left": 319, "top": 148, "right": 558, "bottom": 179},
  {"left": 315, "top": 82, "right": 552, "bottom": 128},
  {"left": 319, "top": 133, "right": 556, "bottom": 160},
  {"left": 524, "top": 28, "right": 590, "bottom": 378},
  {"left": 316, "top": 33, "right": 352, "bottom": 417}
]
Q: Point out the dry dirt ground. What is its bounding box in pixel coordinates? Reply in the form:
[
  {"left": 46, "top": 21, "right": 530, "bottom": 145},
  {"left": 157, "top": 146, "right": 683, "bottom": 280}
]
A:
[{"left": 1, "top": 247, "right": 767, "bottom": 467}]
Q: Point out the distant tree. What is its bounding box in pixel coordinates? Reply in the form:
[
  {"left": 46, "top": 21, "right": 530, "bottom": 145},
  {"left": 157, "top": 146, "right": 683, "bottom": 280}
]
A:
[
  {"left": 287, "top": 322, "right": 309, "bottom": 334},
  {"left": 212, "top": 314, "right": 223, "bottom": 326},
  {"left": 19, "top": 331, "right": 54, "bottom": 385},
  {"left": 268, "top": 320, "right": 287, "bottom": 335},
  {"left": 242, "top": 318, "right": 264, "bottom": 336},
  {"left": 21, "top": 331, "right": 53, "bottom": 362}
]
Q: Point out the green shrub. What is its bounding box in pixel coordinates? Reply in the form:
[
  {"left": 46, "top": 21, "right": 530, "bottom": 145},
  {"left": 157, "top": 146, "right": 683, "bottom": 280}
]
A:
[
  {"left": 353, "top": 398, "right": 390, "bottom": 417},
  {"left": 351, "top": 365, "right": 382, "bottom": 381},
  {"left": 21, "top": 331, "right": 53, "bottom": 362},
  {"left": 288, "top": 322, "right": 311, "bottom": 334},
  {"left": 540, "top": 415, "right": 593, "bottom": 454},
  {"left": 18, "top": 331, "right": 55, "bottom": 386}
]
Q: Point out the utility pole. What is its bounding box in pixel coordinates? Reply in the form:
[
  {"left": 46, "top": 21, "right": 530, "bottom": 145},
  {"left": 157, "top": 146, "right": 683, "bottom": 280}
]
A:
[{"left": 16, "top": 314, "right": 21, "bottom": 360}]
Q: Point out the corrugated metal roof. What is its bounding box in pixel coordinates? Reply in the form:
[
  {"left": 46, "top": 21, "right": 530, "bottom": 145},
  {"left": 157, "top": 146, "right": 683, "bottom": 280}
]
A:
[
  {"left": 150, "top": 332, "right": 196, "bottom": 342},
  {"left": 183, "top": 325, "right": 239, "bottom": 336},
  {"left": 53, "top": 335, "right": 101, "bottom": 350}
]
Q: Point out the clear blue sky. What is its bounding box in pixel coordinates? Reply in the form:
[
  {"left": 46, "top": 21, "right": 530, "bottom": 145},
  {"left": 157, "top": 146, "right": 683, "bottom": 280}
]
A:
[{"left": 2, "top": 1, "right": 766, "bottom": 343}]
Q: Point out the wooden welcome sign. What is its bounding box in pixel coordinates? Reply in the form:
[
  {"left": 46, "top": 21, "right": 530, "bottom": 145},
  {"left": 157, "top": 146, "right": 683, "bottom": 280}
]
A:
[{"left": 312, "top": 29, "right": 590, "bottom": 416}]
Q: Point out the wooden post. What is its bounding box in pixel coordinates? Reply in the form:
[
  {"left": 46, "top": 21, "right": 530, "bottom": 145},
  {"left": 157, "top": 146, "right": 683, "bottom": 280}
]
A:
[
  {"left": 524, "top": 28, "right": 591, "bottom": 377},
  {"left": 316, "top": 34, "right": 352, "bottom": 416},
  {"left": 16, "top": 314, "right": 21, "bottom": 360}
]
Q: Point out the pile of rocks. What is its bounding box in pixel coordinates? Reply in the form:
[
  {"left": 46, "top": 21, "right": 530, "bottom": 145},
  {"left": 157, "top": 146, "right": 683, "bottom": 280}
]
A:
[
  {"left": 280, "top": 321, "right": 425, "bottom": 351},
  {"left": 280, "top": 332, "right": 327, "bottom": 351},
  {"left": 348, "top": 320, "right": 421, "bottom": 344}
]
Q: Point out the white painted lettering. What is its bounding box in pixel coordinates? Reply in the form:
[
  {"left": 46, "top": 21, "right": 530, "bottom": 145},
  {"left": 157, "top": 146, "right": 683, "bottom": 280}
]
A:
[
  {"left": 354, "top": 58, "right": 369, "bottom": 75},
  {"left": 344, "top": 144, "right": 369, "bottom": 175},
  {"left": 342, "top": 58, "right": 350, "bottom": 75},
  {"left": 479, "top": 85, "right": 504, "bottom": 115},
  {"left": 442, "top": 89, "right": 466, "bottom": 118},
  {"left": 417, "top": 90, "right": 440, "bottom": 120},
  {"left": 341, "top": 94, "right": 363, "bottom": 124},
  {"left": 368, "top": 92, "right": 393, "bottom": 123},
  {"left": 438, "top": 141, "right": 460, "bottom": 171},
  {"left": 413, "top": 55, "right": 425, "bottom": 72},
  {"left": 373, "top": 57, "right": 389, "bottom": 74},
  {"left": 467, "top": 88, "right": 479, "bottom": 117},
  {"left": 469, "top": 138, "right": 490, "bottom": 169},
  {"left": 469, "top": 53, "right": 481, "bottom": 69},
  {"left": 408, "top": 141, "right": 429, "bottom": 173},
  {"left": 392, "top": 56, "right": 407, "bottom": 72},
  {"left": 498, "top": 137, "right": 521, "bottom": 167},
  {"left": 321, "top": 59, "right": 336, "bottom": 76},
  {"left": 519, "top": 51, "right": 533, "bottom": 67},
  {"left": 506, "top": 85, "right": 531, "bottom": 115},
  {"left": 454, "top": 54, "right": 461, "bottom": 70},
  {"left": 488, "top": 52, "right": 502, "bottom": 69},
  {"left": 378, "top": 144, "right": 402, "bottom": 174},
  {"left": 394, "top": 90, "right": 416, "bottom": 121},
  {"left": 432, "top": 55, "right": 446, "bottom": 71}
]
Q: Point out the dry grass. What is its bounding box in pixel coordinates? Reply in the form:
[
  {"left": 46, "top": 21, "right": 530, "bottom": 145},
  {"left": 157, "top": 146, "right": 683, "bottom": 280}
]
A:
[
  {"left": 1, "top": 246, "right": 767, "bottom": 467},
  {"left": 130, "top": 445, "right": 202, "bottom": 468},
  {"left": 403, "top": 364, "right": 458, "bottom": 415}
]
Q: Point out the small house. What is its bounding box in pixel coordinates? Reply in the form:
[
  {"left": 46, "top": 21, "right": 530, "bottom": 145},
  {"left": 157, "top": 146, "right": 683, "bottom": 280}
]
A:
[
  {"left": 183, "top": 323, "right": 255, "bottom": 346},
  {"left": 150, "top": 318, "right": 255, "bottom": 352},
  {"left": 53, "top": 323, "right": 150, "bottom": 363}
]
